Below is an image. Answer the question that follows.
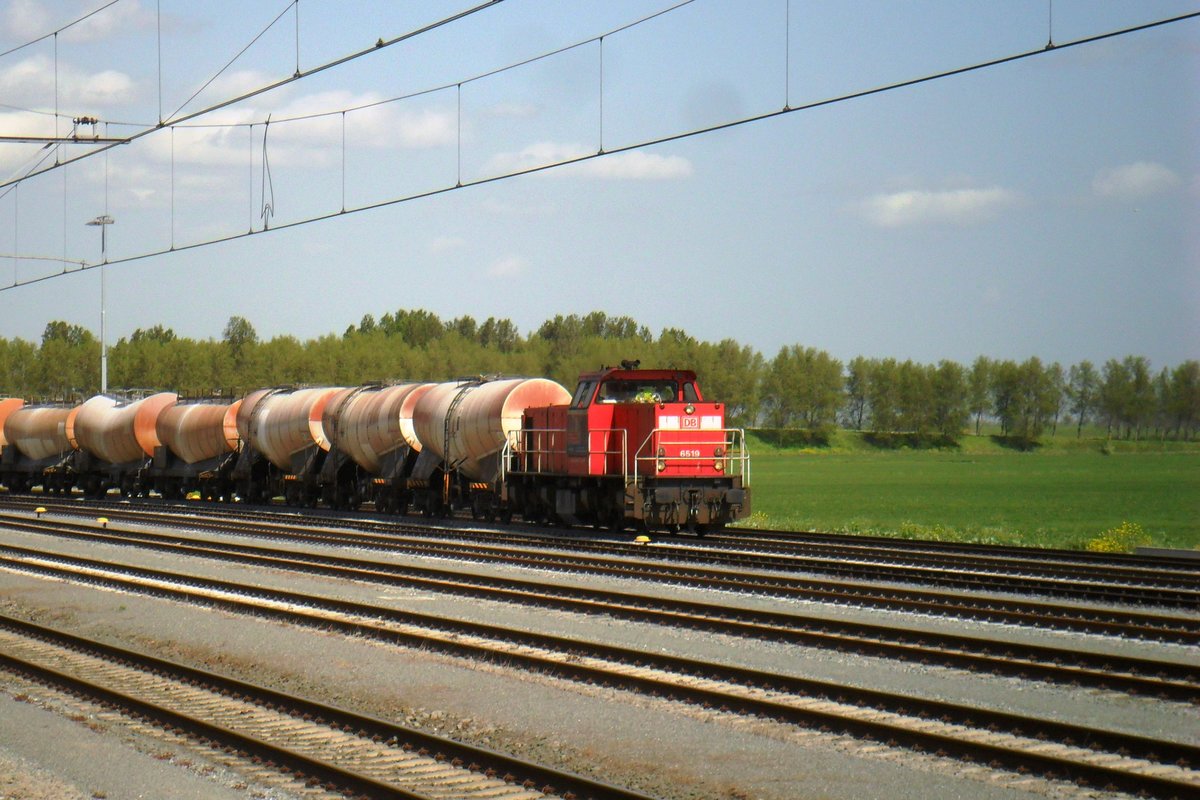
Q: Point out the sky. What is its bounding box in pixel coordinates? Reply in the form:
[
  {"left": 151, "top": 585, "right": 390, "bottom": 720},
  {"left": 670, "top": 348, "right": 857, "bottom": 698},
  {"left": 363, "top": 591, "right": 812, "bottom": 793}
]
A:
[{"left": 0, "top": 0, "right": 1197, "bottom": 371}]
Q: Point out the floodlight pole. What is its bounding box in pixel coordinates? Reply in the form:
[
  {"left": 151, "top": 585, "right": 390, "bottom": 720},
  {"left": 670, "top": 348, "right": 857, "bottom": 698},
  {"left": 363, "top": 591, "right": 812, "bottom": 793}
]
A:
[{"left": 86, "top": 215, "right": 114, "bottom": 394}]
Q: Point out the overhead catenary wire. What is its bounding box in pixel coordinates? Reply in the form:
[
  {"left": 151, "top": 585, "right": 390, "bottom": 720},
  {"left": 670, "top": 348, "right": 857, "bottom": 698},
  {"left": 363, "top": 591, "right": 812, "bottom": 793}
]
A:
[
  {"left": 3, "top": 8, "right": 1194, "bottom": 293},
  {"left": 0, "top": 0, "right": 123, "bottom": 60},
  {"left": 167, "top": 1, "right": 297, "bottom": 123},
  {"left": 0, "top": 0, "right": 507, "bottom": 194}
]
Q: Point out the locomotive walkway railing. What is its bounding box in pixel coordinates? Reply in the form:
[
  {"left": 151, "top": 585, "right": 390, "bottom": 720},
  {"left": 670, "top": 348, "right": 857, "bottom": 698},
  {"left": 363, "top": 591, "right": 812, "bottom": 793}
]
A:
[
  {"left": 631, "top": 428, "right": 750, "bottom": 487},
  {"left": 500, "top": 427, "right": 749, "bottom": 488},
  {"left": 500, "top": 427, "right": 629, "bottom": 482}
]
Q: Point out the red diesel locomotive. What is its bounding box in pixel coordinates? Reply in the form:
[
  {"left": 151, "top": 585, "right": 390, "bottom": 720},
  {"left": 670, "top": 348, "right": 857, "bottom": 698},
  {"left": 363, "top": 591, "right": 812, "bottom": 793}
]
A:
[{"left": 504, "top": 365, "right": 750, "bottom": 533}]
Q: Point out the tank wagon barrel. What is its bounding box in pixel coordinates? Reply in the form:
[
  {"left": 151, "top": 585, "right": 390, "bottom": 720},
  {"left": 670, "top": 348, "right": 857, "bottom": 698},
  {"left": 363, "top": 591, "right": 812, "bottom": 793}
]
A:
[
  {"left": 407, "top": 377, "right": 571, "bottom": 517},
  {"left": 4, "top": 404, "right": 76, "bottom": 462},
  {"left": 0, "top": 398, "right": 24, "bottom": 448},
  {"left": 150, "top": 398, "right": 243, "bottom": 501},
  {"left": 232, "top": 386, "right": 343, "bottom": 507},
  {"left": 322, "top": 383, "right": 432, "bottom": 473},
  {"left": 156, "top": 401, "right": 241, "bottom": 465},
  {"left": 72, "top": 393, "right": 178, "bottom": 466},
  {"left": 412, "top": 378, "right": 571, "bottom": 481},
  {"left": 241, "top": 387, "right": 340, "bottom": 471},
  {"left": 315, "top": 383, "right": 436, "bottom": 511}
]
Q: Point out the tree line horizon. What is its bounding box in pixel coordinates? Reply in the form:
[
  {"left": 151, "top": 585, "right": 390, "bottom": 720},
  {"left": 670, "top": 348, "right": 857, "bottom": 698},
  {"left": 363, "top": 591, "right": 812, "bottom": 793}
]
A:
[{"left": 3, "top": 309, "right": 1197, "bottom": 445}]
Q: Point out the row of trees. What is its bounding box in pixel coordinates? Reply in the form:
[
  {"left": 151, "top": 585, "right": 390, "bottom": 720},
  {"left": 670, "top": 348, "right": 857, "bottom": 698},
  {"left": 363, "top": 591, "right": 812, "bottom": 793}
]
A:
[{"left": 2, "top": 310, "right": 1196, "bottom": 444}]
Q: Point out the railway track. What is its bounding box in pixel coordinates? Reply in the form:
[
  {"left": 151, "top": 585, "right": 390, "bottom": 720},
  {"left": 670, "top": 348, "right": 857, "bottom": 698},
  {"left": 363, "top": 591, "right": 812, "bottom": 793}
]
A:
[
  {"left": 0, "top": 614, "right": 653, "bottom": 800},
  {"left": 707, "top": 525, "right": 1200, "bottom": 574},
  {"left": 1, "top": 517, "right": 1197, "bottom": 701},
  {"left": 5, "top": 494, "right": 1199, "bottom": 609},
  {"left": 3, "top": 501, "right": 1198, "bottom": 646},
  {"left": 0, "top": 543, "right": 1197, "bottom": 799}
]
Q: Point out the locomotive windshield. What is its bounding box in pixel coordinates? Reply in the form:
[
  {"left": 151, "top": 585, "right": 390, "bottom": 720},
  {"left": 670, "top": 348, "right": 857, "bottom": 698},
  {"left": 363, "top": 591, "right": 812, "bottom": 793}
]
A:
[{"left": 594, "top": 380, "right": 697, "bottom": 404}]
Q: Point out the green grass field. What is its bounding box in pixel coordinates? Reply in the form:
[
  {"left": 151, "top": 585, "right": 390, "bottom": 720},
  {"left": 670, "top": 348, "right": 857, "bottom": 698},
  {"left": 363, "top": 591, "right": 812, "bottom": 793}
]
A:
[{"left": 736, "top": 432, "right": 1200, "bottom": 551}]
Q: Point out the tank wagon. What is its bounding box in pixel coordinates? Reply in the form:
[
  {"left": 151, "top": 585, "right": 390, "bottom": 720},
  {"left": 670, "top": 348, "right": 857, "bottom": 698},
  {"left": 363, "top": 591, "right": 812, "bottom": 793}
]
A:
[
  {"left": 319, "top": 382, "right": 433, "bottom": 512},
  {"left": 230, "top": 386, "right": 343, "bottom": 507},
  {"left": 69, "top": 392, "right": 178, "bottom": 497},
  {"left": 408, "top": 376, "right": 573, "bottom": 518},
  {"left": 1, "top": 401, "right": 80, "bottom": 494},
  {"left": 152, "top": 398, "right": 242, "bottom": 499},
  {"left": 0, "top": 366, "right": 750, "bottom": 534}
]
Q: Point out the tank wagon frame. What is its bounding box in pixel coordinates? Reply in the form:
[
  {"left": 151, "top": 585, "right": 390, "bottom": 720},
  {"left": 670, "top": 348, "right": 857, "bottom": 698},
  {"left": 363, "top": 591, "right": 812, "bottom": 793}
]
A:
[{"left": 0, "top": 367, "right": 751, "bottom": 534}]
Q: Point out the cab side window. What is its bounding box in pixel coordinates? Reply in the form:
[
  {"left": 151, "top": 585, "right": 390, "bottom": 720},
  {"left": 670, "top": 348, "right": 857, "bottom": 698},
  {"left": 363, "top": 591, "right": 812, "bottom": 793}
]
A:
[{"left": 571, "top": 380, "right": 596, "bottom": 409}]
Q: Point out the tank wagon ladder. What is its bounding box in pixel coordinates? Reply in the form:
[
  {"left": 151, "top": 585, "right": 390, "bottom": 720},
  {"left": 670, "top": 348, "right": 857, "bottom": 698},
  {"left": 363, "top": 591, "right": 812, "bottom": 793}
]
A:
[
  {"left": 232, "top": 387, "right": 286, "bottom": 504},
  {"left": 321, "top": 384, "right": 373, "bottom": 509},
  {"left": 441, "top": 379, "right": 480, "bottom": 510}
]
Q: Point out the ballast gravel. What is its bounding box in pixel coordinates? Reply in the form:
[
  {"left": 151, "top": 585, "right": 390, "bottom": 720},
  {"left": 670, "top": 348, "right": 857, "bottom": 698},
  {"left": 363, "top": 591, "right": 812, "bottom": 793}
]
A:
[{"left": 0, "top": 512, "right": 1193, "bottom": 800}]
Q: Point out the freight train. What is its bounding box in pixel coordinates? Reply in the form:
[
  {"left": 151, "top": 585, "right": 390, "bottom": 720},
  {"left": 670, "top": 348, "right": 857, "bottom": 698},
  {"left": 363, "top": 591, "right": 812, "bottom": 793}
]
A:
[{"left": 0, "top": 366, "right": 750, "bottom": 534}]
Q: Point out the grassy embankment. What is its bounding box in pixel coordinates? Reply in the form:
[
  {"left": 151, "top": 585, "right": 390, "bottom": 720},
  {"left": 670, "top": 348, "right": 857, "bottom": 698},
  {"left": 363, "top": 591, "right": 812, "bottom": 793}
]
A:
[{"left": 737, "top": 428, "right": 1200, "bottom": 551}]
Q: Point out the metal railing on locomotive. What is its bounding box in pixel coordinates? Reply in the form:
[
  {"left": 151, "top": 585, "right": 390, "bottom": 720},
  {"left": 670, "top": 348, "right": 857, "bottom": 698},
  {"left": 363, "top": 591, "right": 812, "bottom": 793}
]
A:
[
  {"left": 630, "top": 428, "right": 750, "bottom": 486},
  {"left": 499, "top": 427, "right": 749, "bottom": 486},
  {"left": 500, "top": 427, "right": 627, "bottom": 481}
]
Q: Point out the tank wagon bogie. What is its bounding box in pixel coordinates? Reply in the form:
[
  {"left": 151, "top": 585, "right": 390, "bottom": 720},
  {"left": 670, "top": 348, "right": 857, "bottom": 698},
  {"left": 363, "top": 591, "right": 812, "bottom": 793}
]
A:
[{"left": 0, "top": 367, "right": 750, "bottom": 535}]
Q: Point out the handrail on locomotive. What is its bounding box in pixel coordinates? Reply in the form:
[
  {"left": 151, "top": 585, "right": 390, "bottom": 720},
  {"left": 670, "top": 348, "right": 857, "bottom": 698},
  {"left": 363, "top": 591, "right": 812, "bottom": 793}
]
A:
[{"left": 500, "top": 426, "right": 749, "bottom": 487}]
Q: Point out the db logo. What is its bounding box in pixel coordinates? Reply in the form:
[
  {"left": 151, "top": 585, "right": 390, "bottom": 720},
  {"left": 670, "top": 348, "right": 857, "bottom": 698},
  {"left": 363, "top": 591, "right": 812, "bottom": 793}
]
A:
[{"left": 681, "top": 417, "right": 699, "bottom": 429}]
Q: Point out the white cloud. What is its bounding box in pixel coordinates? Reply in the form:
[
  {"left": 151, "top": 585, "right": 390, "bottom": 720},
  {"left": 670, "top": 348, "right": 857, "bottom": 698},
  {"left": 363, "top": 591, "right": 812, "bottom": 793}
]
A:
[
  {"left": 572, "top": 150, "right": 694, "bottom": 180},
  {"left": 1092, "top": 161, "right": 1181, "bottom": 199},
  {"left": 2, "top": 0, "right": 50, "bottom": 40},
  {"left": 142, "top": 89, "right": 455, "bottom": 170},
  {"left": 4, "top": 0, "right": 152, "bottom": 43},
  {"left": 862, "top": 186, "right": 1019, "bottom": 227},
  {"left": 487, "top": 255, "right": 527, "bottom": 277},
  {"left": 428, "top": 236, "right": 466, "bottom": 255},
  {"left": 485, "top": 141, "right": 693, "bottom": 180},
  {"left": 0, "top": 55, "right": 136, "bottom": 108}
]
